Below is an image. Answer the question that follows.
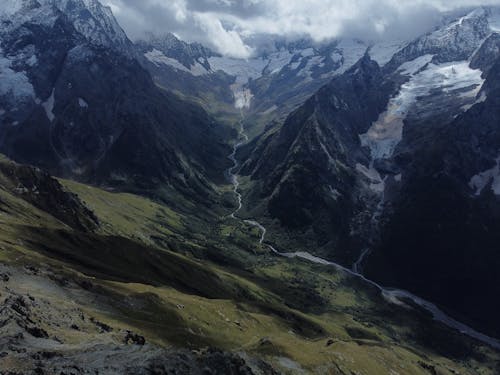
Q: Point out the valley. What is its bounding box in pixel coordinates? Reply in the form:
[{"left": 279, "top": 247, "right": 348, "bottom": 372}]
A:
[
  {"left": 226, "top": 91, "right": 500, "bottom": 353},
  {"left": 1, "top": 1, "right": 500, "bottom": 373}
]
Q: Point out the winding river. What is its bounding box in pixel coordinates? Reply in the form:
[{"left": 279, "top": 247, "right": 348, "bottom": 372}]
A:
[{"left": 226, "top": 114, "right": 500, "bottom": 351}]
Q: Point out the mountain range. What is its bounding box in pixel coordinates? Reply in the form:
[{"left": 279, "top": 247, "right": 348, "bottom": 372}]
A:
[{"left": 1, "top": 1, "right": 500, "bottom": 374}]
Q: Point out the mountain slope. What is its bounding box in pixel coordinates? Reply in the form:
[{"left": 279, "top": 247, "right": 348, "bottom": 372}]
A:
[
  {"left": 137, "top": 33, "right": 407, "bottom": 137},
  {"left": 238, "top": 7, "right": 500, "bottom": 337},
  {"left": 0, "top": 156, "right": 499, "bottom": 374},
  {"left": 366, "top": 39, "right": 500, "bottom": 338},
  {"left": 239, "top": 55, "right": 394, "bottom": 264},
  {"left": 0, "top": 0, "right": 231, "bottom": 208}
]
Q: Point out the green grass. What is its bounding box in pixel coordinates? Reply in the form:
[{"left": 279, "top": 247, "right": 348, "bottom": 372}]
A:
[{"left": 0, "top": 157, "right": 498, "bottom": 374}]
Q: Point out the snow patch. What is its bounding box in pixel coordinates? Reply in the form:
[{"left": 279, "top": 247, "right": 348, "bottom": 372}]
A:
[
  {"left": 398, "top": 54, "right": 433, "bottom": 76},
  {"left": 42, "top": 89, "right": 55, "bottom": 122},
  {"left": 300, "top": 48, "right": 315, "bottom": 57},
  {"left": 462, "top": 91, "right": 487, "bottom": 111},
  {"left": 145, "top": 49, "right": 188, "bottom": 71},
  {"left": 488, "top": 8, "right": 500, "bottom": 32},
  {"left": 78, "top": 98, "right": 88, "bottom": 108},
  {"left": 298, "top": 55, "right": 324, "bottom": 79},
  {"left": 26, "top": 54, "right": 38, "bottom": 67},
  {"left": 334, "top": 39, "right": 368, "bottom": 75},
  {"left": 0, "top": 0, "right": 23, "bottom": 19},
  {"left": 356, "top": 163, "right": 385, "bottom": 193},
  {"left": 145, "top": 49, "right": 209, "bottom": 76},
  {"left": 331, "top": 52, "right": 342, "bottom": 63},
  {"left": 266, "top": 50, "right": 293, "bottom": 74},
  {"left": 209, "top": 56, "right": 267, "bottom": 84},
  {"left": 369, "top": 41, "right": 406, "bottom": 66},
  {"left": 233, "top": 87, "right": 253, "bottom": 109},
  {"left": 361, "top": 61, "right": 484, "bottom": 160},
  {"left": 328, "top": 186, "right": 342, "bottom": 200},
  {"left": 0, "top": 48, "right": 35, "bottom": 103},
  {"left": 469, "top": 156, "right": 500, "bottom": 195}
]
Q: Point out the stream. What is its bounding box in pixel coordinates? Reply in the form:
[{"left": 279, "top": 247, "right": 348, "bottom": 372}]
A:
[{"left": 226, "top": 113, "right": 500, "bottom": 351}]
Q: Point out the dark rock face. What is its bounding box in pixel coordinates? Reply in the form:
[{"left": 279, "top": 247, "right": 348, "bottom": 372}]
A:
[
  {"left": 366, "top": 57, "right": 500, "bottom": 338},
  {"left": 470, "top": 33, "right": 500, "bottom": 72},
  {"left": 0, "top": 158, "right": 99, "bottom": 231},
  {"left": 241, "top": 55, "right": 395, "bottom": 263},
  {"left": 385, "top": 9, "right": 491, "bottom": 71},
  {"left": 242, "top": 9, "right": 500, "bottom": 337}
]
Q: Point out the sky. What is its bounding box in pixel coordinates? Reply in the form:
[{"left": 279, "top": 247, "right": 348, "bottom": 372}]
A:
[{"left": 101, "top": 0, "right": 500, "bottom": 58}]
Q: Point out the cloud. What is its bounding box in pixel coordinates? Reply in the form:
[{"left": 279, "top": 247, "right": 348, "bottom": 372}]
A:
[{"left": 101, "top": 0, "right": 500, "bottom": 58}]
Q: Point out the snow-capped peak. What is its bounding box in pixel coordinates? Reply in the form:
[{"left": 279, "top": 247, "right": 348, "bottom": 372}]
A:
[
  {"left": 387, "top": 7, "right": 491, "bottom": 70},
  {"left": 47, "top": 0, "right": 131, "bottom": 50},
  {"left": 1, "top": 0, "right": 131, "bottom": 52},
  {"left": 0, "top": 0, "right": 24, "bottom": 19}
]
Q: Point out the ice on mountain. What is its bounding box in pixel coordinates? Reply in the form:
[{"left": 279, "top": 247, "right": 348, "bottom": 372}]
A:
[
  {"left": 406, "top": 8, "right": 490, "bottom": 63},
  {"left": 0, "top": 48, "right": 35, "bottom": 104},
  {"left": 331, "top": 52, "right": 342, "bottom": 63},
  {"left": 55, "top": 0, "right": 129, "bottom": 48},
  {"left": 78, "top": 98, "right": 88, "bottom": 108},
  {"left": 0, "top": 0, "right": 24, "bottom": 19},
  {"left": 266, "top": 50, "right": 293, "bottom": 74},
  {"left": 289, "top": 56, "right": 303, "bottom": 71},
  {"left": 361, "top": 60, "right": 484, "bottom": 160},
  {"left": 26, "top": 54, "right": 38, "bottom": 67},
  {"left": 190, "top": 62, "right": 210, "bottom": 76},
  {"left": 146, "top": 49, "right": 189, "bottom": 71},
  {"left": 356, "top": 163, "right": 386, "bottom": 193},
  {"left": 398, "top": 54, "right": 433, "bottom": 76},
  {"left": 334, "top": 39, "right": 369, "bottom": 75},
  {"left": 300, "top": 48, "right": 315, "bottom": 57},
  {"left": 42, "top": 89, "right": 55, "bottom": 122},
  {"left": 369, "top": 41, "right": 406, "bottom": 66},
  {"left": 233, "top": 87, "right": 253, "bottom": 109},
  {"left": 209, "top": 56, "right": 267, "bottom": 84},
  {"left": 67, "top": 45, "right": 95, "bottom": 64},
  {"left": 470, "top": 156, "right": 500, "bottom": 195},
  {"left": 298, "top": 55, "right": 324, "bottom": 79},
  {"left": 2, "top": 1, "right": 59, "bottom": 30},
  {"left": 487, "top": 7, "right": 500, "bottom": 32},
  {"left": 144, "top": 49, "right": 209, "bottom": 76}
]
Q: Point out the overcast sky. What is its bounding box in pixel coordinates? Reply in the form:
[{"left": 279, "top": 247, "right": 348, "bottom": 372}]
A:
[{"left": 101, "top": 0, "right": 500, "bottom": 58}]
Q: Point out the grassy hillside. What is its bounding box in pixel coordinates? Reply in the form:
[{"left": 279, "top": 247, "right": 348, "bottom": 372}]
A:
[{"left": 0, "top": 156, "right": 498, "bottom": 374}]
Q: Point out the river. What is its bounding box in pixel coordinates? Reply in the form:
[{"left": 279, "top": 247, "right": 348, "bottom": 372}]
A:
[{"left": 226, "top": 113, "right": 500, "bottom": 351}]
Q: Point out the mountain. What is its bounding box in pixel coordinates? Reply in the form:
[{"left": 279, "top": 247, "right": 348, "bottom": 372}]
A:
[
  {"left": 240, "top": 54, "right": 393, "bottom": 264},
  {"left": 136, "top": 32, "right": 406, "bottom": 133},
  {"left": 239, "top": 7, "right": 500, "bottom": 337},
  {"left": 0, "top": 0, "right": 231, "bottom": 208},
  {"left": 2, "top": 1, "right": 500, "bottom": 373},
  {"left": 136, "top": 33, "right": 237, "bottom": 116},
  {"left": 0, "top": 155, "right": 499, "bottom": 374},
  {"left": 365, "top": 29, "right": 500, "bottom": 338}
]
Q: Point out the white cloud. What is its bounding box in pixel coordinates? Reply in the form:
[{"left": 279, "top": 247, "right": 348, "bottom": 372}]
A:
[
  {"left": 102, "top": 0, "right": 500, "bottom": 58},
  {"left": 193, "top": 12, "right": 253, "bottom": 58}
]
